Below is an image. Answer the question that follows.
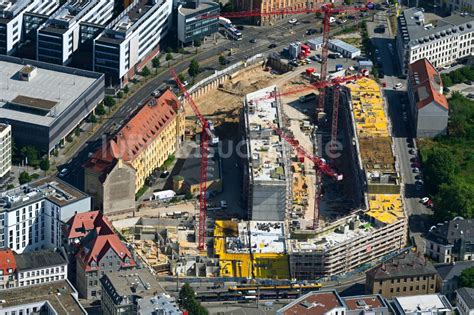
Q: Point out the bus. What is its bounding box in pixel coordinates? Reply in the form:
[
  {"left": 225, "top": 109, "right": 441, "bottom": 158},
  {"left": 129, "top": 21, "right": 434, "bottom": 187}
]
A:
[{"left": 223, "top": 26, "right": 242, "bottom": 40}]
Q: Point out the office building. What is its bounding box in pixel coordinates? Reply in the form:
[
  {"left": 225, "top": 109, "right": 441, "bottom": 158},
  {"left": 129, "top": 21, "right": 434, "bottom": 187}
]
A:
[
  {"left": 242, "top": 85, "right": 291, "bottom": 221},
  {"left": 0, "top": 177, "right": 91, "bottom": 253},
  {"left": 277, "top": 290, "right": 391, "bottom": 315},
  {"left": 37, "top": 0, "right": 114, "bottom": 65},
  {"left": 0, "top": 247, "right": 68, "bottom": 290},
  {"left": 436, "top": 261, "right": 474, "bottom": 299},
  {"left": 235, "top": 0, "right": 324, "bottom": 26},
  {"left": 101, "top": 268, "right": 179, "bottom": 315},
  {"left": 437, "top": 0, "right": 474, "bottom": 12},
  {"left": 407, "top": 59, "right": 449, "bottom": 138},
  {"left": 0, "top": 0, "right": 59, "bottom": 55},
  {"left": 391, "top": 294, "right": 455, "bottom": 315},
  {"left": 93, "top": 0, "right": 172, "bottom": 86},
  {"left": 0, "top": 55, "right": 104, "bottom": 154},
  {"left": 426, "top": 217, "right": 474, "bottom": 263},
  {"left": 177, "top": 0, "right": 219, "bottom": 45},
  {"left": 75, "top": 211, "right": 136, "bottom": 299},
  {"left": 396, "top": 8, "right": 474, "bottom": 74},
  {"left": 23, "top": 0, "right": 62, "bottom": 41},
  {"left": 0, "top": 123, "right": 11, "bottom": 179},
  {"left": 456, "top": 287, "right": 474, "bottom": 315},
  {"left": 366, "top": 251, "right": 439, "bottom": 298},
  {"left": 84, "top": 90, "right": 185, "bottom": 215},
  {"left": 0, "top": 279, "right": 87, "bottom": 314}
]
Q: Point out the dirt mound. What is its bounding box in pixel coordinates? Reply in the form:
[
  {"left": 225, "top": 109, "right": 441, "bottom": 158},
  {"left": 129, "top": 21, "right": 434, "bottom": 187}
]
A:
[{"left": 232, "top": 78, "right": 251, "bottom": 90}]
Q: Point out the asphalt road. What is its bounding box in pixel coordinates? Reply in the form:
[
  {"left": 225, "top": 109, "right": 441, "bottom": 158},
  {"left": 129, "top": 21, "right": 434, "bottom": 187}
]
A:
[
  {"left": 368, "top": 13, "right": 432, "bottom": 252},
  {"left": 60, "top": 13, "right": 375, "bottom": 190}
]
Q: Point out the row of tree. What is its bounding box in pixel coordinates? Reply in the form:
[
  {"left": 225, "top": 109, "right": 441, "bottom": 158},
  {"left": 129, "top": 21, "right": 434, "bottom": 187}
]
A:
[
  {"left": 441, "top": 65, "right": 474, "bottom": 87},
  {"left": 179, "top": 283, "right": 208, "bottom": 315},
  {"left": 422, "top": 93, "right": 474, "bottom": 220}
]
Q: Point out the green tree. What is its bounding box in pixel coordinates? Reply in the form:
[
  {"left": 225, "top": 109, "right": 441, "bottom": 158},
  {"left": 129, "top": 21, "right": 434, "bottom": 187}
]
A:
[
  {"left": 178, "top": 73, "right": 186, "bottom": 83},
  {"left": 450, "top": 69, "right": 466, "bottom": 84},
  {"left": 123, "top": 85, "right": 129, "bottom": 94},
  {"left": 315, "top": 12, "right": 322, "bottom": 18},
  {"left": 218, "top": 55, "right": 227, "bottom": 66},
  {"left": 461, "top": 66, "right": 474, "bottom": 81},
  {"left": 6, "top": 184, "right": 14, "bottom": 190},
  {"left": 423, "top": 148, "right": 457, "bottom": 194},
  {"left": 433, "top": 180, "right": 474, "bottom": 220},
  {"left": 194, "top": 39, "right": 202, "bottom": 47},
  {"left": 19, "top": 171, "right": 32, "bottom": 185},
  {"left": 117, "top": 91, "right": 124, "bottom": 99},
  {"left": 441, "top": 73, "right": 453, "bottom": 87},
  {"left": 178, "top": 283, "right": 195, "bottom": 311},
  {"left": 20, "top": 146, "right": 39, "bottom": 165},
  {"left": 141, "top": 66, "right": 151, "bottom": 77},
  {"left": 188, "top": 59, "right": 200, "bottom": 78},
  {"left": 89, "top": 114, "right": 97, "bottom": 123},
  {"left": 96, "top": 104, "right": 106, "bottom": 116},
  {"left": 166, "top": 47, "right": 173, "bottom": 54},
  {"left": 344, "top": 0, "right": 352, "bottom": 4},
  {"left": 104, "top": 96, "right": 116, "bottom": 108},
  {"left": 166, "top": 53, "right": 173, "bottom": 61},
  {"left": 39, "top": 159, "right": 50, "bottom": 172},
  {"left": 74, "top": 127, "right": 81, "bottom": 137},
  {"left": 152, "top": 57, "right": 160, "bottom": 69},
  {"left": 66, "top": 135, "right": 73, "bottom": 143},
  {"left": 459, "top": 267, "right": 474, "bottom": 287}
]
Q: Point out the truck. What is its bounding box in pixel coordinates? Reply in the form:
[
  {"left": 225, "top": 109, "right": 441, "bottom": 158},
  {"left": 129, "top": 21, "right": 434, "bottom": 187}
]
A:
[
  {"left": 299, "top": 93, "right": 317, "bottom": 103},
  {"left": 335, "top": 64, "right": 343, "bottom": 71},
  {"left": 150, "top": 190, "right": 176, "bottom": 201},
  {"left": 329, "top": 16, "right": 336, "bottom": 23}
]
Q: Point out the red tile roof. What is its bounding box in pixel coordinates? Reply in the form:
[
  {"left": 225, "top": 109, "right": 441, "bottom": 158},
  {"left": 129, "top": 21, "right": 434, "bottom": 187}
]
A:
[
  {"left": 66, "top": 211, "right": 114, "bottom": 239},
  {"left": 77, "top": 233, "right": 136, "bottom": 272},
  {"left": 279, "top": 291, "right": 345, "bottom": 315},
  {"left": 84, "top": 90, "right": 180, "bottom": 174},
  {"left": 409, "top": 59, "right": 449, "bottom": 111},
  {"left": 0, "top": 249, "right": 16, "bottom": 275}
]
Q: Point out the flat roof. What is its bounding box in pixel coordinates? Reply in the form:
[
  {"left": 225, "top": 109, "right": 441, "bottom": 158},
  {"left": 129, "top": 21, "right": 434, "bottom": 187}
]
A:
[
  {"left": 0, "top": 177, "right": 89, "bottom": 212},
  {"left": 0, "top": 123, "right": 10, "bottom": 133},
  {"left": 245, "top": 86, "right": 287, "bottom": 183},
  {"left": 224, "top": 221, "right": 286, "bottom": 254},
  {"left": 0, "top": 280, "right": 87, "bottom": 315},
  {"left": 289, "top": 215, "right": 374, "bottom": 252},
  {"left": 394, "top": 294, "right": 453, "bottom": 313},
  {"left": 178, "top": 1, "right": 219, "bottom": 15},
  {"left": 0, "top": 58, "right": 99, "bottom": 127},
  {"left": 102, "top": 268, "right": 165, "bottom": 298},
  {"left": 308, "top": 37, "right": 361, "bottom": 53},
  {"left": 343, "top": 295, "right": 386, "bottom": 310}
]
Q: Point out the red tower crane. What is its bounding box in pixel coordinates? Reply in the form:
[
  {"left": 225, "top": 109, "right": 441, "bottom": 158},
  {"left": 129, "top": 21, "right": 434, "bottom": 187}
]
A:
[
  {"left": 170, "top": 68, "right": 211, "bottom": 251},
  {"left": 270, "top": 124, "right": 342, "bottom": 228}
]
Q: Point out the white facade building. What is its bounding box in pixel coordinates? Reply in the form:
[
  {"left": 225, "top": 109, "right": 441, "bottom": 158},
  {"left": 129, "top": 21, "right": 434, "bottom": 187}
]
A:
[
  {"left": 0, "top": 178, "right": 91, "bottom": 253},
  {"left": 437, "top": 0, "right": 474, "bottom": 12},
  {"left": 397, "top": 8, "right": 474, "bottom": 74},
  {"left": 93, "top": 0, "right": 172, "bottom": 86},
  {"left": 0, "top": 123, "right": 11, "bottom": 179},
  {"left": 0, "top": 0, "right": 60, "bottom": 55},
  {"left": 37, "top": 0, "right": 114, "bottom": 65},
  {"left": 457, "top": 288, "right": 474, "bottom": 315}
]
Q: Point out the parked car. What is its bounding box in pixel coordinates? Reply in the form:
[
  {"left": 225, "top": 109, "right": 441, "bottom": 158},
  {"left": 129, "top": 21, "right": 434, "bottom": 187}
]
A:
[
  {"left": 58, "top": 168, "right": 69, "bottom": 177},
  {"left": 236, "top": 25, "right": 245, "bottom": 30},
  {"left": 250, "top": 38, "right": 257, "bottom": 43},
  {"left": 306, "top": 29, "right": 318, "bottom": 35},
  {"left": 394, "top": 83, "right": 403, "bottom": 89},
  {"left": 421, "top": 197, "right": 430, "bottom": 204},
  {"left": 413, "top": 167, "right": 420, "bottom": 173},
  {"left": 268, "top": 43, "right": 277, "bottom": 48},
  {"left": 465, "top": 80, "right": 472, "bottom": 85},
  {"left": 160, "top": 171, "right": 170, "bottom": 178},
  {"left": 288, "top": 18, "right": 298, "bottom": 24},
  {"left": 409, "top": 148, "right": 416, "bottom": 154}
]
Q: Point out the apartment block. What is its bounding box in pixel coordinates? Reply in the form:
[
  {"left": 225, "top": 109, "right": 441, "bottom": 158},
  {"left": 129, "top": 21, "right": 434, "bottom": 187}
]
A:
[
  {"left": 37, "top": 0, "right": 114, "bottom": 65},
  {"left": 101, "top": 268, "right": 181, "bottom": 315},
  {"left": 0, "top": 177, "right": 90, "bottom": 253},
  {"left": 397, "top": 8, "right": 474, "bottom": 74},
  {"left": 93, "top": 0, "right": 172, "bottom": 86},
  {"left": 0, "top": 0, "right": 59, "bottom": 55},
  {"left": 235, "top": 0, "right": 324, "bottom": 26},
  {"left": 0, "top": 55, "right": 104, "bottom": 154},
  {"left": 84, "top": 90, "right": 185, "bottom": 215},
  {"left": 408, "top": 59, "right": 449, "bottom": 138},
  {"left": 437, "top": 0, "right": 474, "bottom": 13},
  {"left": 242, "top": 85, "right": 291, "bottom": 221},
  {"left": 436, "top": 261, "right": 474, "bottom": 299},
  {"left": 75, "top": 213, "right": 136, "bottom": 299},
  {"left": 0, "top": 280, "right": 87, "bottom": 314},
  {"left": 426, "top": 217, "right": 474, "bottom": 263},
  {"left": 0, "top": 247, "right": 68, "bottom": 290},
  {"left": 0, "top": 123, "right": 11, "bottom": 179},
  {"left": 366, "top": 251, "right": 439, "bottom": 298},
  {"left": 456, "top": 287, "right": 474, "bottom": 315}
]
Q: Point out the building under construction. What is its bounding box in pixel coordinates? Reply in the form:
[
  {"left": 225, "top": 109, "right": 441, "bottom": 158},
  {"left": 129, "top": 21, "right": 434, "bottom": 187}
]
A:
[
  {"left": 286, "top": 78, "right": 408, "bottom": 280},
  {"left": 241, "top": 85, "right": 292, "bottom": 221}
]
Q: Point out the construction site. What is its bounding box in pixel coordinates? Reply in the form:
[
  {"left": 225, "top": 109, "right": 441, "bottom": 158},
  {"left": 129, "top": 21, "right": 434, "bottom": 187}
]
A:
[{"left": 110, "top": 4, "right": 408, "bottom": 283}]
